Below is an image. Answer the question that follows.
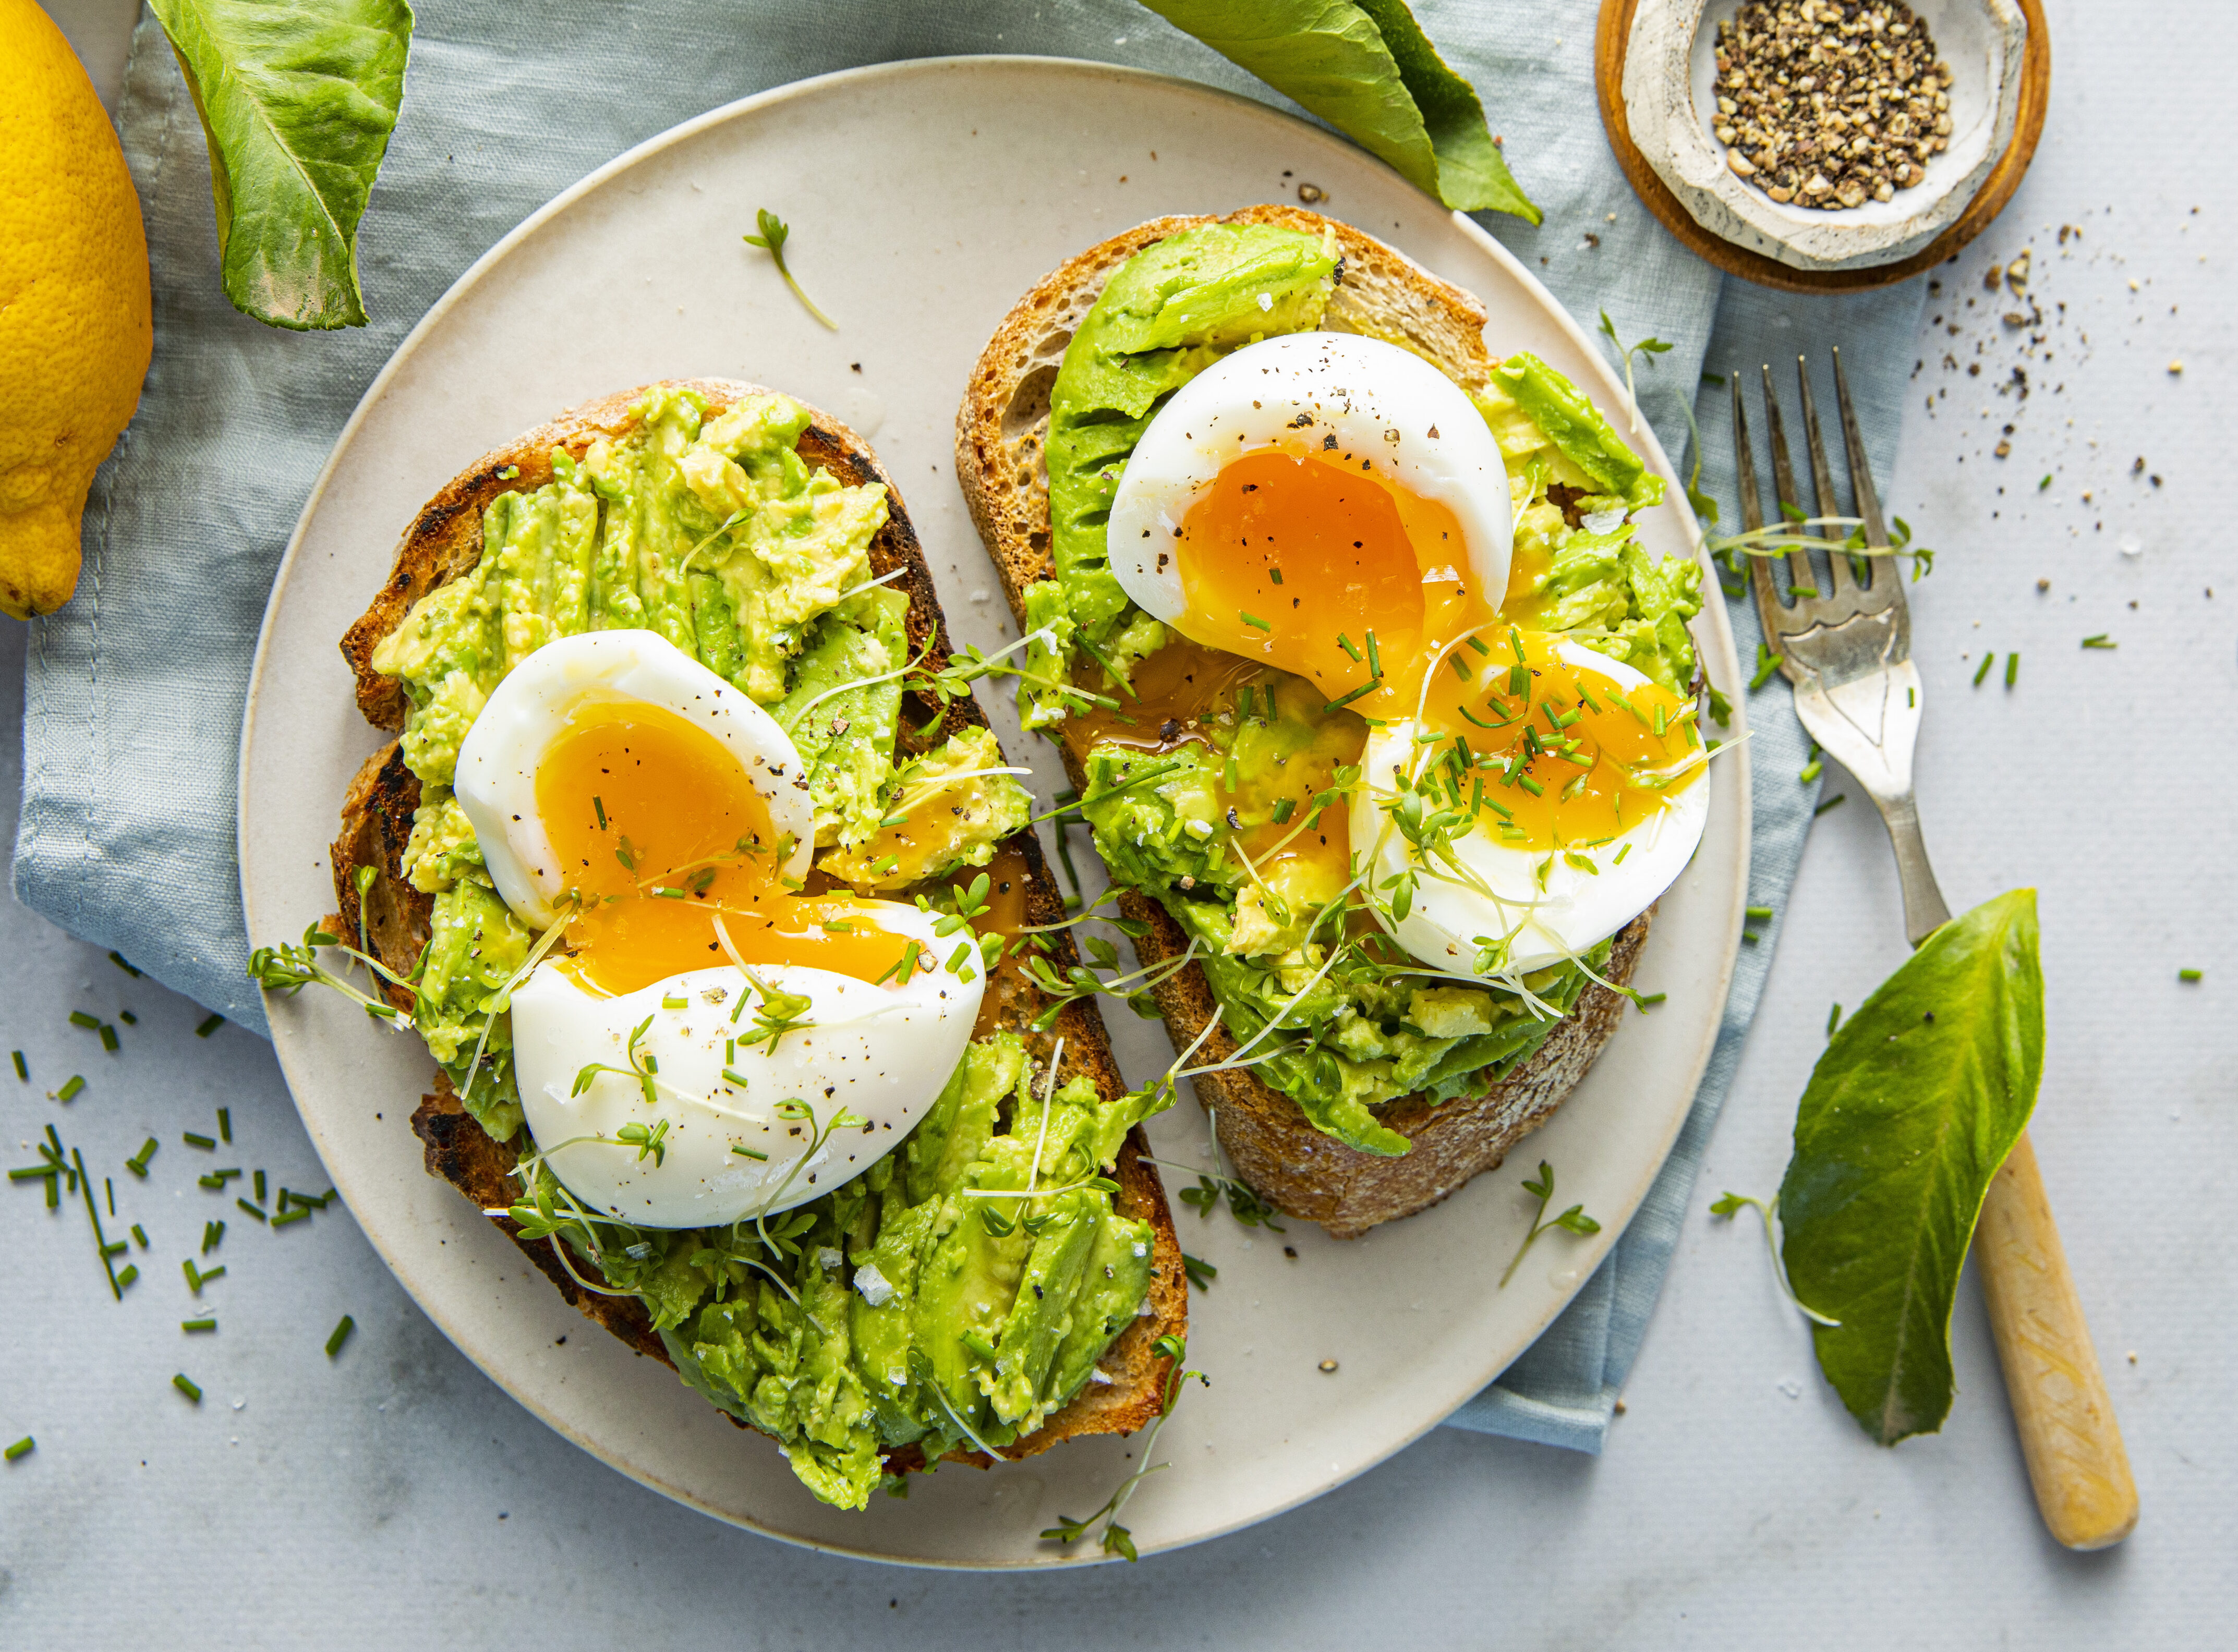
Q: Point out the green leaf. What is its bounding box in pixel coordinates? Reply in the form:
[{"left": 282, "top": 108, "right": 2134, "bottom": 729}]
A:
[
  {"left": 1777, "top": 889, "right": 2043, "bottom": 1445},
  {"left": 1136, "top": 0, "right": 1540, "bottom": 221},
  {"left": 149, "top": 0, "right": 414, "bottom": 330}
]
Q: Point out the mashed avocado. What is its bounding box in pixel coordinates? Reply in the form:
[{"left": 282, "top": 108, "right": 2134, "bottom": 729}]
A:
[
  {"left": 1035, "top": 224, "right": 1702, "bottom": 1155},
  {"left": 512, "top": 1031, "right": 1159, "bottom": 1509},
  {"left": 370, "top": 386, "right": 1035, "bottom": 1139}
]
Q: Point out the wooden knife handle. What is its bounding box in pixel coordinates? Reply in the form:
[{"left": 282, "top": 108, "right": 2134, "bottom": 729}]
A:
[{"left": 1974, "top": 1132, "right": 2138, "bottom": 1549}]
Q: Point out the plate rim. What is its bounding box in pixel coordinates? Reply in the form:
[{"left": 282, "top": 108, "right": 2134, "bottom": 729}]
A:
[{"left": 238, "top": 52, "right": 1750, "bottom": 1569}]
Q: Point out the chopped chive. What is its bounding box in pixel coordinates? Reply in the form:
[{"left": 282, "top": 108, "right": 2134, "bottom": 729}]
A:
[
  {"left": 183, "top": 1133, "right": 215, "bottom": 1150},
  {"left": 126, "top": 1139, "right": 158, "bottom": 1178},
  {"left": 4, "top": 1438, "right": 31, "bottom": 1462},
  {"left": 196, "top": 1014, "right": 224, "bottom": 1039},
  {"left": 202, "top": 1221, "right": 224, "bottom": 1254},
  {"left": 1972, "top": 654, "right": 1994, "bottom": 686},
  {"left": 118, "top": 1011, "right": 138, "bottom": 1026},
  {"left": 1507, "top": 663, "right": 1530, "bottom": 698},
  {"left": 172, "top": 1374, "right": 202, "bottom": 1403},
  {"left": 1466, "top": 635, "right": 1492, "bottom": 657},
  {"left": 730, "top": 1144, "right": 769, "bottom": 1160},
  {"left": 2004, "top": 652, "right": 2018, "bottom": 688},
  {"left": 325, "top": 1315, "right": 356, "bottom": 1358},
  {"left": 108, "top": 951, "right": 142, "bottom": 978},
  {"left": 2038, "top": 474, "right": 2052, "bottom": 490},
  {"left": 1634, "top": 991, "right": 1668, "bottom": 1009},
  {"left": 6, "top": 1166, "right": 57, "bottom": 1182},
  {"left": 1799, "top": 756, "right": 1823, "bottom": 784},
  {"left": 1239, "top": 611, "right": 1272, "bottom": 631},
  {"left": 2179, "top": 968, "right": 2203, "bottom": 983},
  {"left": 593, "top": 796, "right": 608, "bottom": 830},
  {"left": 115, "top": 1264, "right": 138, "bottom": 1289},
  {"left": 131, "top": 1224, "right": 148, "bottom": 1249},
  {"left": 1271, "top": 797, "right": 1297, "bottom": 824},
  {"left": 1323, "top": 681, "right": 1378, "bottom": 713},
  {"left": 182, "top": 1318, "right": 216, "bottom": 1333},
  {"left": 1336, "top": 633, "right": 1362, "bottom": 662},
  {"left": 183, "top": 1259, "right": 201, "bottom": 1292},
  {"left": 1814, "top": 792, "right": 1848, "bottom": 817},
  {"left": 217, "top": 1107, "right": 231, "bottom": 1143},
  {"left": 1448, "top": 653, "right": 1472, "bottom": 679},
  {"left": 661, "top": 995, "right": 688, "bottom": 1010},
  {"left": 1750, "top": 643, "right": 1782, "bottom": 691},
  {"left": 55, "top": 1075, "right": 83, "bottom": 1102},
  {"left": 1518, "top": 775, "right": 1544, "bottom": 798},
  {"left": 253, "top": 1171, "right": 266, "bottom": 1204},
  {"left": 1509, "top": 626, "right": 1527, "bottom": 662},
  {"left": 68, "top": 1011, "right": 101, "bottom": 1030},
  {"left": 961, "top": 1329, "right": 999, "bottom": 1362},
  {"left": 1236, "top": 684, "right": 1256, "bottom": 721},
  {"left": 1746, "top": 906, "right": 1774, "bottom": 921},
  {"left": 2082, "top": 634, "right": 2116, "bottom": 649},
  {"left": 272, "top": 1207, "right": 311, "bottom": 1228},
  {"left": 1653, "top": 703, "right": 1668, "bottom": 737},
  {"left": 98, "top": 1024, "right": 119, "bottom": 1053},
  {"left": 105, "top": 1179, "right": 116, "bottom": 1216},
  {"left": 236, "top": 1199, "right": 267, "bottom": 1223},
  {"left": 1828, "top": 1003, "right": 1843, "bottom": 1037},
  {"left": 1267, "top": 566, "right": 1284, "bottom": 585},
  {"left": 10, "top": 1052, "right": 24, "bottom": 1082},
  {"left": 1365, "top": 629, "right": 1383, "bottom": 679},
  {"left": 1741, "top": 932, "right": 1759, "bottom": 945},
  {"left": 101, "top": 1239, "right": 127, "bottom": 1259},
  {"left": 721, "top": 1068, "right": 753, "bottom": 1088}
]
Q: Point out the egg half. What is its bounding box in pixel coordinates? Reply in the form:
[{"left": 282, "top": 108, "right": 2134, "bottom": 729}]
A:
[
  {"left": 453, "top": 628, "right": 984, "bottom": 1227},
  {"left": 1351, "top": 633, "right": 1710, "bottom": 977}
]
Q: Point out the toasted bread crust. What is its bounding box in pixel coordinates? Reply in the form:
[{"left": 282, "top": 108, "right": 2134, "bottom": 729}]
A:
[
  {"left": 954, "top": 209, "right": 1647, "bottom": 1237},
  {"left": 333, "top": 381, "right": 1182, "bottom": 1473}
]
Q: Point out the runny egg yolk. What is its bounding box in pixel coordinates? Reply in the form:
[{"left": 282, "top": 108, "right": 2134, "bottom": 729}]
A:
[
  {"left": 1411, "top": 628, "right": 1703, "bottom": 851},
  {"left": 534, "top": 700, "right": 914, "bottom": 997},
  {"left": 1171, "top": 446, "right": 1492, "bottom": 719}
]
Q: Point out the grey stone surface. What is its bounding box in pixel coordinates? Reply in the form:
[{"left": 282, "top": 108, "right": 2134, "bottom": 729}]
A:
[{"left": 5, "top": 0, "right": 2229, "bottom": 1641}]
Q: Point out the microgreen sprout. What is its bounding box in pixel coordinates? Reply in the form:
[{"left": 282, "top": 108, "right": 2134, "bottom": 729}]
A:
[
  {"left": 1043, "top": 1331, "right": 1207, "bottom": 1562},
  {"left": 1498, "top": 1161, "right": 1602, "bottom": 1287},
  {"left": 248, "top": 924, "right": 414, "bottom": 1028},
  {"left": 743, "top": 208, "right": 837, "bottom": 329},
  {"left": 1709, "top": 1191, "right": 1841, "bottom": 1326},
  {"left": 1596, "top": 309, "right": 1674, "bottom": 433}
]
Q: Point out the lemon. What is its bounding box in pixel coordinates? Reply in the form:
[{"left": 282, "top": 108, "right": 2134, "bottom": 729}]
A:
[{"left": 0, "top": 0, "right": 152, "bottom": 620}]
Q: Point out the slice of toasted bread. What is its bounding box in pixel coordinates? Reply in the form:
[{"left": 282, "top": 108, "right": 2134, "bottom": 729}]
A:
[
  {"left": 328, "top": 380, "right": 1184, "bottom": 1469},
  {"left": 954, "top": 210, "right": 1650, "bottom": 1239}
]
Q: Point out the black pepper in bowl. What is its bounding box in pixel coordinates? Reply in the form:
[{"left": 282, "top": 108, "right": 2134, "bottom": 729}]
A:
[{"left": 1712, "top": 0, "right": 1953, "bottom": 211}]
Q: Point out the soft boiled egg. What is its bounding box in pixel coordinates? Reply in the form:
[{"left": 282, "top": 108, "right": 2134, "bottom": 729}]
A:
[
  {"left": 1105, "top": 331, "right": 1513, "bottom": 723},
  {"left": 452, "top": 629, "right": 984, "bottom": 1226},
  {"left": 1351, "top": 630, "right": 1710, "bottom": 977}
]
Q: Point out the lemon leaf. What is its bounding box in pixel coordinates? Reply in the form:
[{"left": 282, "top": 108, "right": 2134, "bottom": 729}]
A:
[{"left": 149, "top": 0, "right": 414, "bottom": 330}]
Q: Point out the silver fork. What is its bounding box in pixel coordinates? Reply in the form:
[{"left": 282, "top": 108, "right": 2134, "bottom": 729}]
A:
[
  {"left": 1732, "top": 350, "right": 1946, "bottom": 947},
  {"left": 1733, "top": 354, "right": 2137, "bottom": 1552}
]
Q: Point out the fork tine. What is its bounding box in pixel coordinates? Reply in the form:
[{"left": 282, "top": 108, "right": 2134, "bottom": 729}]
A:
[
  {"left": 1733, "top": 368, "right": 1789, "bottom": 662},
  {"left": 1832, "top": 346, "right": 1895, "bottom": 595},
  {"left": 1758, "top": 363, "right": 1817, "bottom": 599},
  {"left": 1796, "top": 357, "right": 1856, "bottom": 596}
]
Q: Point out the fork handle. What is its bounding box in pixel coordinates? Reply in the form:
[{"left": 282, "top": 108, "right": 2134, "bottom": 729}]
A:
[
  {"left": 1867, "top": 791, "right": 1952, "bottom": 948},
  {"left": 1976, "top": 1134, "right": 2140, "bottom": 1549}
]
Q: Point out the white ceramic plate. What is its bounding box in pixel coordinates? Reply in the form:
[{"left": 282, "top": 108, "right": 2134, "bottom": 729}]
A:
[{"left": 240, "top": 57, "right": 1748, "bottom": 1568}]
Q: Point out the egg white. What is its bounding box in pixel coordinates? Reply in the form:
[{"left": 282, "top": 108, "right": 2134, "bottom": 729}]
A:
[
  {"left": 511, "top": 907, "right": 982, "bottom": 1228},
  {"left": 452, "top": 629, "right": 814, "bottom": 931},
  {"left": 1104, "top": 331, "right": 1513, "bottom": 635},
  {"left": 1351, "top": 641, "right": 1711, "bottom": 977}
]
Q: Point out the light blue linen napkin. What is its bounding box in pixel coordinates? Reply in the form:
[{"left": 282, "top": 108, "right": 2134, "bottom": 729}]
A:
[{"left": 15, "top": 0, "right": 1922, "bottom": 1453}]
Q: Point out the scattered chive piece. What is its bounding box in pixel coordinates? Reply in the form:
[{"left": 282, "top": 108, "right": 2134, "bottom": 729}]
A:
[
  {"left": 1267, "top": 566, "right": 1284, "bottom": 585},
  {"left": 1336, "top": 633, "right": 1362, "bottom": 662},
  {"left": 131, "top": 1224, "right": 148, "bottom": 1249},
  {"left": 730, "top": 1144, "right": 769, "bottom": 1160},
  {"left": 1972, "top": 654, "right": 1994, "bottom": 687},
  {"left": 217, "top": 1107, "right": 231, "bottom": 1143},
  {"left": 126, "top": 1138, "right": 158, "bottom": 1178},
  {"left": 68, "top": 1011, "right": 100, "bottom": 1030},
  {"left": 2179, "top": 968, "right": 2203, "bottom": 983},
  {"left": 1322, "top": 681, "right": 1378, "bottom": 713},
  {"left": 182, "top": 1318, "right": 216, "bottom": 1333},
  {"left": 1745, "top": 906, "right": 1774, "bottom": 921},
  {"left": 182, "top": 1259, "right": 201, "bottom": 1292},
  {"left": 1466, "top": 635, "right": 1492, "bottom": 657},
  {"left": 1448, "top": 653, "right": 1472, "bottom": 679},
  {"left": 10, "top": 1052, "right": 24, "bottom": 1081},
  {"left": 55, "top": 1075, "right": 83, "bottom": 1102},
  {"left": 183, "top": 1133, "right": 215, "bottom": 1150},
  {"left": 253, "top": 1171, "right": 266, "bottom": 1204},
  {"left": 1828, "top": 1003, "right": 1843, "bottom": 1037},
  {"left": 118, "top": 1010, "right": 138, "bottom": 1026},
  {"left": 2004, "top": 652, "right": 2019, "bottom": 688},
  {"left": 326, "top": 1315, "right": 356, "bottom": 1358},
  {"left": 2082, "top": 634, "right": 2116, "bottom": 649},
  {"left": 272, "top": 1207, "right": 311, "bottom": 1229},
  {"left": 115, "top": 1264, "right": 138, "bottom": 1290},
  {"left": 202, "top": 1221, "right": 224, "bottom": 1254},
  {"left": 1741, "top": 932, "right": 1760, "bottom": 945},
  {"left": 236, "top": 1199, "right": 267, "bottom": 1223},
  {"left": 1634, "top": 991, "right": 1668, "bottom": 1009},
  {"left": 1518, "top": 775, "right": 1545, "bottom": 798},
  {"left": 172, "top": 1374, "right": 202, "bottom": 1403},
  {"left": 7, "top": 1166, "right": 57, "bottom": 1182},
  {"left": 1271, "top": 797, "right": 1297, "bottom": 825},
  {"left": 1364, "top": 629, "right": 1384, "bottom": 679},
  {"left": 593, "top": 796, "right": 608, "bottom": 830},
  {"left": 722, "top": 1067, "right": 753, "bottom": 1088},
  {"left": 110, "top": 952, "right": 141, "bottom": 977},
  {"left": 1814, "top": 792, "right": 1848, "bottom": 817},
  {"left": 1239, "top": 611, "right": 1272, "bottom": 631},
  {"left": 97, "top": 1024, "right": 119, "bottom": 1053},
  {"left": 2038, "top": 474, "right": 2052, "bottom": 490},
  {"left": 106, "top": 1179, "right": 116, "bottom": 1215},
  {"left": 1798, "top": 756, "right": 1822, "bottom": 784},
  {"left": 661, "top": 995, "right": 688, "bottom": 1010},
  {"left": 195, "top": 1015, "right": 224, "bottom": 1039},
  {"left": 4, "top": 1437, "right": 31, "bottom": 1462}
]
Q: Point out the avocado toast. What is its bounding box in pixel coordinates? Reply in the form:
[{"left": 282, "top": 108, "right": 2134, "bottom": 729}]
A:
[
  {"left": 323, "top": 380, "right": 1184, "bottom": 1508},
  {"left": 956, "top": 208, "right": 1705, "bottom": 1238}
]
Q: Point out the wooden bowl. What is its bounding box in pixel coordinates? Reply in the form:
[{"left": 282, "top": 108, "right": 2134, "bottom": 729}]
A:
[{"left": 1595, "top": 0, "right": 2050, "bottom": 293}]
